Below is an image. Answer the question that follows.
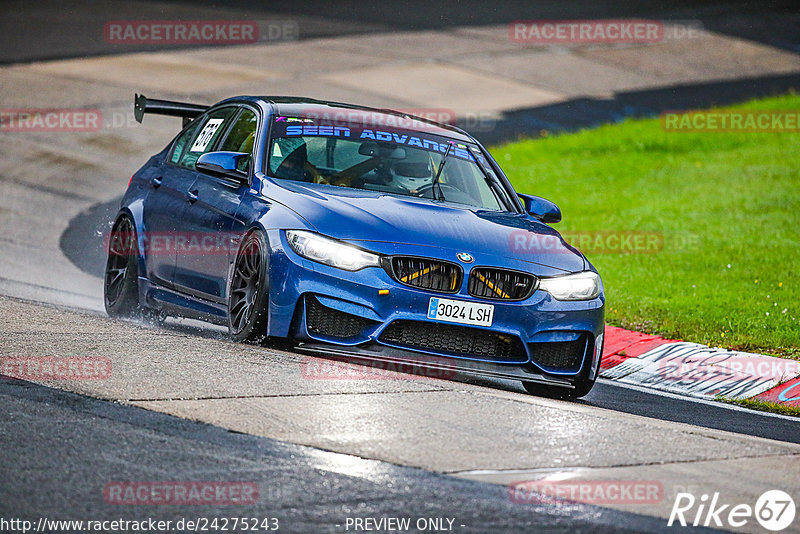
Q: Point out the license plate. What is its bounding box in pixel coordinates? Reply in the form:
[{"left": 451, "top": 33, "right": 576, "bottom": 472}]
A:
[{"left": 427, "top": 297, "right": 494, "bottom": 327}]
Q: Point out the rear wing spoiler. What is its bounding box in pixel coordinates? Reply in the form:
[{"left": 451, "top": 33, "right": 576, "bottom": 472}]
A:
[{"left": 134, "top": 94, "right": 207, "bottom": 126}]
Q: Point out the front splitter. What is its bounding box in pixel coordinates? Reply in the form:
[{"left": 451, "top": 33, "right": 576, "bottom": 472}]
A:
[{"left": 295, "top": 341, "right": 575, "bottom": 388}]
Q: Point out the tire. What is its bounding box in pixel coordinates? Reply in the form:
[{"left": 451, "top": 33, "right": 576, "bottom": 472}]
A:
[
  {"left": 228, "top": 230, "right": 270, "bottom": 344},
  {"left": 104, "top": 215, "right": 141, "bottom": 317},
  {"left": 521, "top": 376, "right": 596, "bottom": 400}
]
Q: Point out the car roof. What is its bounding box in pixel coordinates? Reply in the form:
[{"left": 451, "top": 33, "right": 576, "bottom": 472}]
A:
[{"left": 241, "top": 96, "right": 475, "bottom": 143}]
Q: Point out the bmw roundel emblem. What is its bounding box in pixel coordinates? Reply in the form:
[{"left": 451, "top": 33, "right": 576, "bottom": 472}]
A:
[{"left": 456, "top": 252, "right": 474, "bottom": 263}]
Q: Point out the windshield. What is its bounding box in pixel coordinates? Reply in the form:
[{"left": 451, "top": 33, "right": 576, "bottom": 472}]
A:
[{"left": 267, "top": 117, "right": 508, "bottom": 211}]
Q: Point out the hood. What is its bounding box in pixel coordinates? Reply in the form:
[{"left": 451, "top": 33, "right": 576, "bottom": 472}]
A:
[{"left": 266, "top": 180, "right": 587, "bottom": 273}]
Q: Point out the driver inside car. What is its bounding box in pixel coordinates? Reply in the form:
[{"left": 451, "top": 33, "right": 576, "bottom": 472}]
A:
[{"left": 390, "top": 150, "right": 435, "bottom": 194}]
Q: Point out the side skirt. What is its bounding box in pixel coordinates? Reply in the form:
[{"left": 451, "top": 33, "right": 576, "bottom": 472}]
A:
[{"left": 139, "top": 277, "right": 228, "bottom": 326}]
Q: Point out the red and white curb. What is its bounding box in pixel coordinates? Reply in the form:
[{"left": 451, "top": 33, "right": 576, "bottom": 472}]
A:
[{"left": 600, "top": 326, "right": 800, "bottom": 407}]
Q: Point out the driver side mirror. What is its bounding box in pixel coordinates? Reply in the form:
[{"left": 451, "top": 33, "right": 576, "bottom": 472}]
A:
[
  {"left": 519, "top": 193, "right": 561, "bottom": 223},
  {"left": 196, "top": 151, "right": 250, "bottom": 184}
]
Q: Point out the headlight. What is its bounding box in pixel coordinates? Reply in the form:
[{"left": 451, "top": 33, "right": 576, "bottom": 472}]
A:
[
  {"left": 538, "top": 271, "right": 601, "bottom": 301},
  {"left": 285, "top": 230, "right": 381, "bottom": 271}
]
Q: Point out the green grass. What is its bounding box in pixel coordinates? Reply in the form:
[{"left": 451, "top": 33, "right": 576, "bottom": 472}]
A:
[
  {"left": 715, "top": 396, "right": 800, "bottom": 418},
  {"left": 495, "top": 93, "right": 800, "bottom": 356}
]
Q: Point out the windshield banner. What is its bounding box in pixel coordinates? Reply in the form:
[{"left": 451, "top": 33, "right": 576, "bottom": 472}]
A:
[{"left": 271, "top": 116, "right": 484, "bottom": 164}]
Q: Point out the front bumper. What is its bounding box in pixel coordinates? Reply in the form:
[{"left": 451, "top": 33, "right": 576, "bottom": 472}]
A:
[{"left": 267, "top": 229, "right": 605, "bottom": 381}]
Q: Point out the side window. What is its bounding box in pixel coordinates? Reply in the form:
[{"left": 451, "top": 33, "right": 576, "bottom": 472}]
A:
[
  {"left": 169, "top": 120, "right": 202, "bottom": 165},
  {"left": 219, "top": 109, "right": 258, "bottom": 172},
  {"left": 219, "top": 109, "right": 257, "bottom": 153},
  {"left": 177, "top": 107, "right": 237, "bottom": 170}
]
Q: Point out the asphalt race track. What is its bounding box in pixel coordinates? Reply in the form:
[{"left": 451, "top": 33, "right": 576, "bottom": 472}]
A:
[
  {"left": 1, "top": 378, "right": 701, "bottom": 534},
  {"left": 2, "top": 2, "right": 800, "bottom": 533}
]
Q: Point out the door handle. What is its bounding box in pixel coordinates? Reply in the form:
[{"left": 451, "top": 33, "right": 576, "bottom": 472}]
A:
[
  {"left": 151, "top": 176, "right": 162, "bottom": 189},
  {"left": 186, "top": 189, "right": 199, "bottom": 203}
]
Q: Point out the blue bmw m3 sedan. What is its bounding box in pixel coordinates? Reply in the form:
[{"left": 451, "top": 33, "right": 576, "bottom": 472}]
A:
[{"left": 105, "top": 94, "right": 604, "bottom": 398}]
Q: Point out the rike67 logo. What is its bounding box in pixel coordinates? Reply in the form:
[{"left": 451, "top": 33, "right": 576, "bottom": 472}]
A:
[{"left": 669, "top": 490, "right": 796, "bottom": 531}]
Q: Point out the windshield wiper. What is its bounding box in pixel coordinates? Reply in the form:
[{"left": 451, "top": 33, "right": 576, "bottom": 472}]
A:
[
  {"left": 464, "top": 145, "right": 512, "bottom": 211},
  {"left": 430, "top": 142, "right": 452, "bottom": 201}
]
